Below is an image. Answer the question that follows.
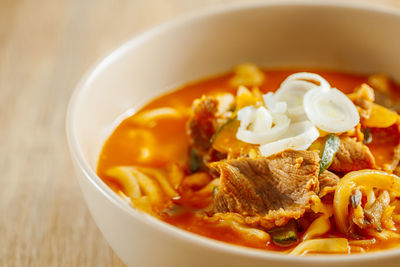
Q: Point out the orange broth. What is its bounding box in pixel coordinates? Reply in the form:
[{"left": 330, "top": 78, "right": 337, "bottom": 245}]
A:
[{"left": 97, "top": 69, "right": 400, "bottom": 252}]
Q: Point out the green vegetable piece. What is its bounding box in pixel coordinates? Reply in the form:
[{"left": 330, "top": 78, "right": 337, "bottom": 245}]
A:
[
  {"left": 189, "top": 147, "right": 201, "bottom": 173},
  {"left": 209, "top": 115, "right": 237, "bottom": 144},
  {"left": 319, "top": 134, "right": 340, "bottom": 174},
  {"left": 268, "top": 220, "right": 299, "bottom": 247}
]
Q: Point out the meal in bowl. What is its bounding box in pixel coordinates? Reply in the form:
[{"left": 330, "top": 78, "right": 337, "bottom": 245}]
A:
[{"left": 97, "top": 64, "right": 400, "bottom": 255}]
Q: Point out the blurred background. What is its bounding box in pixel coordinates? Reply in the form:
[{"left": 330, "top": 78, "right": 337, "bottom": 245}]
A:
[{"left": 1, "top": 0, "right": 399, "bottom": 266}]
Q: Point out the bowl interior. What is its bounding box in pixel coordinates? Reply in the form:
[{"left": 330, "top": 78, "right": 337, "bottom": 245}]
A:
[
  {"left": 71, "top": 2, "right": 400, "bottom": 170},
  {"left": 67, "top": 1, "right": 400, "bottom": 264}
]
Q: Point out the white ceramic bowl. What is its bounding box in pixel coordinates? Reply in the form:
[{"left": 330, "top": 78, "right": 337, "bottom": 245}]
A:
[{"left": 66, "top": 1, "right": 400, "bottom": 266}]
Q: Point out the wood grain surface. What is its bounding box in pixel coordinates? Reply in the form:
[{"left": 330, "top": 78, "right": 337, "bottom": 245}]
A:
[{"left": 1, "top": 0, "right": 399, "bottom": 266}]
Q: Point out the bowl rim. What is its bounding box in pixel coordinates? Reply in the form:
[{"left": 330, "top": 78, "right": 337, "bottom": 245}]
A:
[{"left": 66, "top": 0, "right": 400, "bottom": 262}]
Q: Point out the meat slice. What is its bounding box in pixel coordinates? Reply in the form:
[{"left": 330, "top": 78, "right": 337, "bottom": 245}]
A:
[
  {"left": 348, "top": 83, "right": 375, "bottom": 120},
  {"left": 187, "top": 96, "right": 219, "bottom": 153},
  {"left": 187, "top": 94, "right": 235, "bottom": 154},
  {"left": 318, "top": 170, "right": 340, "bottom": 198},
  {"left": 211, "top": 150, "right": 320, "bottom": 228},
  {"left": 329, "top": 137, "right": 376, "bottom": 173}
]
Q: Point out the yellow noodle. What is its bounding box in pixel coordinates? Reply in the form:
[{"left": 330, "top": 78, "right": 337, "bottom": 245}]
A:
[
  {"left": 366, "top": 229, "right": 400, "bottom": 240},
  {"left": 364, "top": 188, "right": 376, "bottom": 210},
  {"left": 289, "top": 238, "right": 349, "bottom": 255},
  {"left": 167, "top": 163, "right": 185, "bottom": 190},
  {"left": 107, "top": 167, "right": 141, "bottom": 199},
  {"left": 229, "top": 221, "right": 270, "bottom": 242},
  {"left": 350, "top": 246, "right": 366, "bottom": 253},
  {"left": 129, "top": 168, "right": 163, "bottom": 205},
  {"left": 381, "top": 206, "right": 396, "bottom": 230},
  {"left": 302, "top": 215, "right": 331, "bottom": 241},
  {"left": 108, "top": 166, "right": 163, "bottom": 205},
  {"left": 391, "top": 199, "right": 400, "bottom": 211},
  {"left": 215, "top": 214, "right": 270, "bottom": 242},
  {"left": 139, "top": 168, "right": 178, "bottom": 198},
  {"left": 310, "top": 196, "right": 333, "bottom": 216},
  {"left": 393, "top": 214, "right": 400, "bottom": 224},
  {"left": 349, "top": 239, "right": 376, "bottom": 246},
  {"left": 127, "top": 129, "right": 156, "bottom": 162},
  {"left": 117, "top": 190, "right": 133, "bottom": 206},
  {"left": 334, "top": 170, "right": 400, "bottom": 234},
  {"left": 182, "top": 172, "right": 211, "bottom": 189},
  {"left": 230, "top": 63, "right": 264, "bottom": 88},
  {"left": 130, "top": 107, "right": 183, "bottom": 126}
]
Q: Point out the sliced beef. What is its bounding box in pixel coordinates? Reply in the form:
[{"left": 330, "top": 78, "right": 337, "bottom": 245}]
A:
[
  {"left": 211, "top": 150, "right": 320, "bottom": 228},
  {"left": 187, "top": 94, "right": 235, "bottom": 154},
  {"left": 329, "top": 137, "right": 376, "bottom": 173},
  {"left": 318, "top": 170, "right": 340, "bottom": 198},
  {"left": 348, "top": 83, "right": 375, "bottom": 120},
  {"left": 187, "top": 96, "right": 219, "bottom": 153}
]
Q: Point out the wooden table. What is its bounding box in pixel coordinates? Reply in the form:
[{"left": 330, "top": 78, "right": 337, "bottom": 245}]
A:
[{"left": 1, "top": 0, "right": 399, "bottom": 266}]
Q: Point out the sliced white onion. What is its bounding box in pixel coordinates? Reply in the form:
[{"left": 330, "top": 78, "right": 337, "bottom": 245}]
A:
[
  {"left": 275, "top": 80, "right": 318, "bottom": 106},
  {"left": 237, "top": 106, "right": 273, "bottom": 133},
  {"left": 303, "top": 87, "right": 360, "bottom": 133},
  {"left": 273, "top": 81, "right": 311, "bottom": 122},
  {"left": 237, "top": 106, "right": 255, "bottom": 128},
  {"left": 259, "top": 121, "right": 320, "bottom": 157},
  {"left": 266, "top": 73, "right": 331, "bottom": 122},
  {"left": 237, "top": 107, "right": 290, "bottom": 145},
  {"left": 280, "top": 72, "right": 331, "bottom": 92},
  {"left": 263, "top": 92, "right": 287, "bottom": 114},
  {"left": 251, "top": 107, "right": 273, "bottom": 132}
]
